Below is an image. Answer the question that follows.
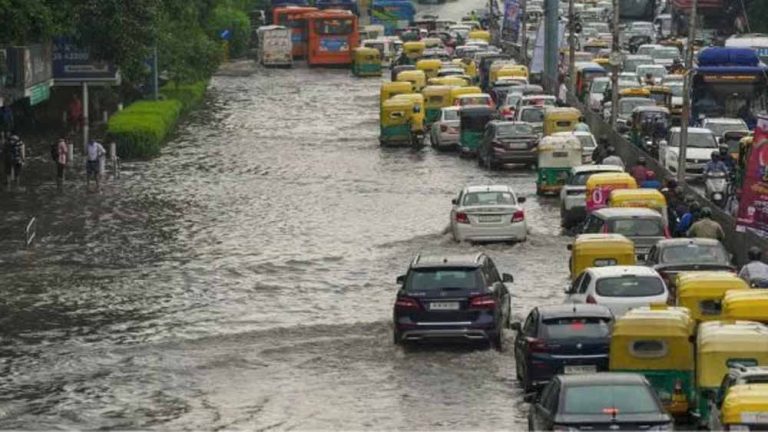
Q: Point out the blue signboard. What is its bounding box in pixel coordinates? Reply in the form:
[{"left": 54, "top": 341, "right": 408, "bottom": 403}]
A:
[{"left": 52, "top": 37, "right": 120, "bottom": 84}]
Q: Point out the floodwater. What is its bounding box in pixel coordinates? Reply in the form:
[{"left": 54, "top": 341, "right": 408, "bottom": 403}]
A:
[{"left": 0, "top": 1, "right": 573, "bottom": 429}]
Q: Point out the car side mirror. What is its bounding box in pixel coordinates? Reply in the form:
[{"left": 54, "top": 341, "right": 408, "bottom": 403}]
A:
[
  {"left": 502, "top": 273, "right": 514, "bottom": 283},
  {"left": 396, "top": 275, "right": 405, "bottom": 285},
  {"left": 566, "top": 244, "right": 573, "bottom": 251},
  {"left": 717, "top": 137, "right": 723, "bottom": 145},
  {"left": 510, "top": 321, "right": 522, "bottom": 331},
  {"left": 517, "top": 196, "right": 526, "bottom": 204},
  {"left": 451, "top": 198, "right": 457, "bottom": 205}
]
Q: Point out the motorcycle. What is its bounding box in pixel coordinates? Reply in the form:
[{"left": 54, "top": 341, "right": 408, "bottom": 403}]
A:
[{"left": 704, "top": 171, "right": 729, "bottom": 208}]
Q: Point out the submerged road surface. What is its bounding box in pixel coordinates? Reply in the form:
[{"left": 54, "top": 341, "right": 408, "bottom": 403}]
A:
[{"left": 0, "top": 1, "right": 573, "bottom": 429}]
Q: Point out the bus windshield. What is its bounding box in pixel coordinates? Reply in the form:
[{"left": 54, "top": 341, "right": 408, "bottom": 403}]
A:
[{"left": 314, "top": 18, "right": 354, "bottom": 35}]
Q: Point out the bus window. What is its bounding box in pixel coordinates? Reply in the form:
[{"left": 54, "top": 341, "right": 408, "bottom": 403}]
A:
[{"left": 315, "top": 19, "right": 354, "bottom": 35}]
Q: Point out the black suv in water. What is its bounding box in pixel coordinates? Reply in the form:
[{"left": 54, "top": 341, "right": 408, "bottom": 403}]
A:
[{"left": 392, "top": 253, "right": 513, "bottom": 349}]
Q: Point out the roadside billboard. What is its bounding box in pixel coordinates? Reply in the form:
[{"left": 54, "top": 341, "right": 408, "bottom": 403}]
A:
[
  {"left": 736, "top": 115, "right": 768, "bottom": 237},
  {"left": 52, "top": 37, "right": 120, "bottom": 85},
  {"left": 502, "top": 0, "right": 522, "bottom": 43}
]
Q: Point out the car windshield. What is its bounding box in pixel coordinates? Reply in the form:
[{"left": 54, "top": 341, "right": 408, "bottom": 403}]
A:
[
  {"left": 705, "top": 122, "right": 748, "bottom": 137},
  {"left": 405, "top": 267, "right": 482, "bottom": 291},
  {"left": 660, "top": 244, "right": 730, "bottom": 264},
  {"left": 637, "top": 66, "right": 666, "bottom": 78},
  {"left": 505, "top": 94, "right": 523, "bottom": 106},
  {"left": 563, "top": 384, "right": 660, "bottom": 414},
  {"left": 653, "top": 48, "right": 679, "bottom": 60},
  {"left": 595, "top": 276, "right": 665, "bottom": 297},
  {"left": 542, "top": 317, "right": 612, "bottom": 339},
  {"left": 609, "top": 218, "right": 663, "bottom": 236},
  {"left": 520, "top": 107, "right": 545, "bottom": 123},
  {"left": 668, "top": 82, "right": 683, "bottom": 97},
  {"left": 618, "top": 81, "right": 641, "bottom": 92},
  {"left": 577, "top": 134, "right": 596, "bottom": 149},
  {"left": 569, "top": 171, "right": 614, "bottom": 186},
  {"left": 443, "top": 110, "right": 459, "bottom": 121},
  {"left": 619, "top": 99, "right": 655, "bottom": 116},
  {"left": 591, "top": 80, "right": 609, "bottom": 93},
  {"left": 496, "top": 123, "right": 534, "bottom": 137},
  {"left": 462, "top": 191, "right": 516, "bottom": 206},
  {"left": 670, "top": 131, "right": 718, "bottom": 148}
]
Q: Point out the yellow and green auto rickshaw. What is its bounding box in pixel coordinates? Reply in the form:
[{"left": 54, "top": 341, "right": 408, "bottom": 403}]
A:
[
  {"left": 468, "top": 29, "right": 491, "bottom": 43},
  {"left": 536, "top": 135, "right": 583, "bottom": 195},
  {"left": 379, "top": 95, "right": 425, "bottom": 147},
  {"left": 619, "top": 87, "right": 651, "bottom": 100},
  {"left": 628, "top": 105, "right": 670, "bottom": 156},
  {"left": 719, "top": 384, "right": 768, "bottom": 431},
  {"left": 675, "top": 272, "right": 749, "bottom": 323},
  {"left": 608, "top": 188, "right": 669, "bottom": 228},
  {"left": 396, "top": 69, "right": 427, "bottom": 92},
  {"left": 421, "top": 85, "right": 453, "bottom": 125},
  {"left": 379, "top": 81, "right": 413, "bottom": 108},
  {"left": 543, "top": 107, "right": 581, "bottom": 137},
  {"left": 416, "top": 58, "right": 442, "bottom": 80},
  {"left": 567, "top": 233, "right": 636, "bottom": 280},
  {"left": 696, "top": 320, "right": 768, "bottom": 427},
  {"left": 646, "top": 85, "right": 673, "bottom": 109},
  {"left": 402, "top": 41, "right": 426, "bottom": 63},
  {"left": 610, "top": 306, "right": 695, "bottom": 418},
  {"left": 458, "top": 105, "right": 495, "bottom": 156},
  {"left": 723, "top": 290, "right": 768, "bottom": 323},
  {"left": 352, "top": 47, "right": 382, "bottom": 77},
  {"left": 496, "top": 65, "right": 529, "bottom": 81},
  {"left": 489, "top": 61, "right": 518, "bottom": 84},
  {"left": 583, "top": 38, "right": 610, "bottom": 55}
]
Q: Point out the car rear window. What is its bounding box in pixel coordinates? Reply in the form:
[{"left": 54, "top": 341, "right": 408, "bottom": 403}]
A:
[
  {"left": 563, "top": 384, "right": 660, "bottom": 415},
  {"left": 405, "top": 268, "right": 482, "bottom": 292},
  {"left": 569, "top": 171, "right": 612, "bottom": 186},
  {"left": 608, "top": 218, "right": 663, "bottom": 237},
  {"left": 660, "top": 244, "right": 729, "bottom": 264},
  {"left": 595, "top": 276, "right": 665, "bottom": 297},
  {"left": 520, "top": 108, "right": 544, "bottom": 123},
  {"left": 542, "top": 317, "right": 611, "bottom": 339},
  {"left": 496, "top": 123, "right": 533, "bottom": 137},
  {"left": 443, "top": 110, "right": 459, "bottom": 121},
  {"left": 462, "top": 191, "right": 516, "bottom": 206}
]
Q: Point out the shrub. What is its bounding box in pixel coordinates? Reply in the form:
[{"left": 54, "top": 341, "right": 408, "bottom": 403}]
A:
[
  {"left": 160, "top": 81, "right": 208, "bottom": 112},
  {"left": 107, "top": 100, "right": 183, "bottom": 158},
  {"left": 208, "top": 6, "right": 252, "bottom": 58}
]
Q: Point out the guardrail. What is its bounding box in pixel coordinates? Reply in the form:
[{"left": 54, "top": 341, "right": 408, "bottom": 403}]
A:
[{"left": 24, "top": 216, "right": 37, "bottom": 248}]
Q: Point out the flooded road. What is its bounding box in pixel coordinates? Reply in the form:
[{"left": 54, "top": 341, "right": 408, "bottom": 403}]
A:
[{"left": 0, "top": 1, "right": 572, "bottom": 429}]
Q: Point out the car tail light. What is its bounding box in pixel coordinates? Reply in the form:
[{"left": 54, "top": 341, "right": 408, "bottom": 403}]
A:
[
  {"left": 512, "top": 210, "right": 525, "bottom": 223},
  {"left": 527, "top": 337, "right": 548, "bottom": 352},
  {"left": 455, "top": 212, "right": 470, "bottom": 224},
  {"left": 586, "top": 294, "right": 597, "bottom": 304},
  {"left": 394, "top": 296, "right": 421, "bottom": 310},
  {"left": 469, "top": 295, "right": 496, "bottom": 309}
]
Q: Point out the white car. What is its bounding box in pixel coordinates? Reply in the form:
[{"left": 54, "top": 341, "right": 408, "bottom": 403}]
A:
[
  {"left": 635, "top": 64, "right": 667, "bottom": 85},
  {"left": 558, "top": 164, "right": 624, "bottom": 228},
  {"left": 430, "top": 107, "right": 460, "bottom": 150},
  {"left": 660, "top": 127, "right": 719, "bottom": 178},
  {"left": 701, "top": 117, "right": 749, "bottom": 141},
  {"left": 588, "top": 77, "right": 610, "bottom": 112},
  {"left": 564, "top": 266, "right": 669, "bottom": 317},
  {"left": 450, "top": 185, "right": 527, "bottom": 243}
]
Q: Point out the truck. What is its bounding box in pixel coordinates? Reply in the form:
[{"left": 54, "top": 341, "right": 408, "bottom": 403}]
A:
[{"left": 257, "top": 25, "right": 293, "bottom": 67}]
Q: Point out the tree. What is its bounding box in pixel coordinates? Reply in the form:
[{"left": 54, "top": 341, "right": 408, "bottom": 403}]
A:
[
  {"left": 746, "top": 0, "right": 768, "bottom": 33},
  {"left": 0, "top": 0, "right": 63, "bottom": 44}
]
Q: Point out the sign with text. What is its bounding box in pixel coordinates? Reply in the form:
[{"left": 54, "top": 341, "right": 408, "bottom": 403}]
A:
[
  {"left": 736, "top": 115, "right": 768, "bottom": 237},
  {"left": 52, "top": 37, "right": 120, "bottom": 84}
]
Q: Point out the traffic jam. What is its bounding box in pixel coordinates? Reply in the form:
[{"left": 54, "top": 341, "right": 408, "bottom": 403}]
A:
[{"left": 256, "top": 0, "right": 768, "bottom": 430}]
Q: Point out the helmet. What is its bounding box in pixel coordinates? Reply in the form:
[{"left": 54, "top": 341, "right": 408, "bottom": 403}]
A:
[
  {"left": 700, "top": 206, "right": 713, "bottom": 218},
  {"left": 606, "top": 145, "right": 616, "bottom": 155},
  {"left": 711, "top": 151, "right": 720, "bottom": 160},
  {"left": 749, "top": 246, "right": 763, "bottom": 261},
  {"left": 667, "top": 177, "right": 678, "bottom": 189},
  {"left": 637, "top": 156, "right": 647, "bottom": 165}
]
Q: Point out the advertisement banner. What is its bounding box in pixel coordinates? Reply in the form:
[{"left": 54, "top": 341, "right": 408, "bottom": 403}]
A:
[
  {"left": 586, "top": 184, "right": 622, "bottom": 213},
  {"left": 502, "top": 0, "right": 521, "bottom": 42},
  {"left": 52, "top": 37, "right": 119, "bottom": 84},
  {"left": 736, "top": 115, "right": 768, "bottom": 237}
]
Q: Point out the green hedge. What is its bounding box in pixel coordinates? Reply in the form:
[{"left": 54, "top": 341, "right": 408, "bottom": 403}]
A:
[
  {"left": 160, "top": 81, "right": 208, "bottom": 113},
  {"left": 108, "top": 100, "right": 183, "bottom": 158}
]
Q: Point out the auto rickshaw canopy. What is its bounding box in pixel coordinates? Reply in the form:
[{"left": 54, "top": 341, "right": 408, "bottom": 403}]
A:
[
  {"left": 568, "top": 233, "right": 636, "bottom": 279},
  {"left": 722, "top": 384, "right": 768, "bottom": 426},
  {"left": 676, "top": 272, "right": 749, "bottom": 321},
  {"left": 697, "top": 321, "right": 768, "bottom": 388},
  {"left": 610, "top": 307, "right": 694, "bottom": 371},
  {"left": 723, "top": 290, "right": 768, "bottom": 323}
]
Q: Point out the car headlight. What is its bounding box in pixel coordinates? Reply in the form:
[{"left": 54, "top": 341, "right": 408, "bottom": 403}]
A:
[{"left": 713, "top": 193, "right": 723, "bottom": 200}]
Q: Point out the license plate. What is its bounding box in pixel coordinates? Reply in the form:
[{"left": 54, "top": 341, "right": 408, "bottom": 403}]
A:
[
  {"left": 478, "top": 216, "right": 502, "bottom": 223},
  {"left": 552, "top": 151, "right": 569, "bottom": 157},
  {"left": 564, "top": 365, "right": 597, "bottom": 374},
  {"left": 429, "top": 302, "right": 459, "bottom": 311},
  {"left": 741, "top": 412, "right": 768, "bottom": 424},
  {"left": 507, "top": 143, "right": 528, "bottom": 149}
]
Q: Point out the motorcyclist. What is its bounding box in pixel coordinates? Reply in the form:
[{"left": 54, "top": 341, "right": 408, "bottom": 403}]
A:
[
  {"left": 675, "top": 199, "right": 699, "bottom": 237},
  {"left": 686, "top": 206, "right": 725, "bottom": 241},
  {"left": 718, "top": 145, "right": 737, "bottom": 173},
  {"left": 739, "top": 247, "right": 768, "bottom": 288},
  {"left": 704, "top": 151, "right": 729, "bottom": 176},
  {"left": 630, "top": 157, "right": 649, "bottom": 183},
  {"left": 602, "top": 146, "right": 625, "bottom": 169}
]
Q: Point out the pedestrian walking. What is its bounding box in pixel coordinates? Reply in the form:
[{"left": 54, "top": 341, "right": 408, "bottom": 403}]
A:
[
  {"left": 6, "top": 132, "right": 24, "bottom": 187},
  {"left": 686, "top": 207, "right": 725, "bottom": 241},
  {"left": 86, "top": 139, "right": 106, "bottom": 192},
  {"left": 53, "top": 137, "right": 69, "bottom": 188},
  {"left": 0, "top": 103, "right": 13, "bottom": 141},
  {"left": 739, "top": 247, "right": 768, "bottom": 288},
  {"left": 68, "top": 94, "right": 83, "bottom": 134}
]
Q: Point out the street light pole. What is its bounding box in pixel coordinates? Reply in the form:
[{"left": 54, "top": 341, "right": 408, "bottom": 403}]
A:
[
  {"left": 520, "top": 0, "right": 528, "bottom": 64},
  {"left": 568, "top": 0, "right": 576, "bottom": 94},
  {"left": 609, "top": 0, "right": 620, "bottom": 127},
  {"left": 678, "top": 0, "right": 698, "bottom": 184}
]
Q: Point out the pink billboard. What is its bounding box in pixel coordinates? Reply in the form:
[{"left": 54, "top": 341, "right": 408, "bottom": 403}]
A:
[{"left": 736, "top": 115, "right": 768, "bottom": 237}]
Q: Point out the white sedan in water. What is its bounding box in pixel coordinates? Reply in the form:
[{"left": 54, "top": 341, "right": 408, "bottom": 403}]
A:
[{"left": 450, "top": 185, "right": 527, "bottom": 243}]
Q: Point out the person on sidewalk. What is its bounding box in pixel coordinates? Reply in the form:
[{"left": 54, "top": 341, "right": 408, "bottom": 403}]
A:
[
  {"left": 86, "top": 139, "right": 106, "bottom": 192},
  {"left": 686, "top": 207, "right": 725, "bottom": 241},
  {"left": 739, "top": 247, "right": 768, "bottom": 287},
  {"left": 68, "top": 94, "right": 83, "bottom": 134},
  {"left": 53, "top": 137, "right": 69, "bottom": 189}
]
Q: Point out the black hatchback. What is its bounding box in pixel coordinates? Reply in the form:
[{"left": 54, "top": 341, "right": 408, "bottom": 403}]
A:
[
  {"left": 392, "top": 253, "right": 513, "bottom": 350},
  {"left": 528, "top": 373, "right": 673, "bottom": 431}
]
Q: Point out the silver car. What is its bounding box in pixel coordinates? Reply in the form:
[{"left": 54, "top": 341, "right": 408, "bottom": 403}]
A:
[
  {"left": 430, "top": 107, "right": 460, "bottom": 150},
  {"left": 450, "top": 185, "right": 528, "bottom": 243}
]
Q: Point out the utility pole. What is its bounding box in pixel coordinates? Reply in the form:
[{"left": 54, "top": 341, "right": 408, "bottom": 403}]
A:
[
  {"left": 568, "top": 0, "right": 576, "bottom": 94},
  {"left": 153, "top": 45, "right": 159, "bottom": 100},
  {"left": 544, "top": 0, "right": 559, "bottom": 93},
  {"left": 520, "top": 0, "right": 528, "bottom": 64},
  {"left": 609, "top": 0, "right": 620, "bottom": 127},
  {"left": 678, "top": 0, "right": 698, "bottom": 184}
]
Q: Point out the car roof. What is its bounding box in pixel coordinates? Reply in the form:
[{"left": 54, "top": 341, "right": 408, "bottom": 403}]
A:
[
  {"left": 705, "top": 117, "right": 747, "bottom": 124},
  {"left": 572, "top": 164, "right": 624, "bottom": 174},
  {"left": 411, "top": 253, "right": 484, "bottom": 268},
  {"left": 587, "top": 265, "right": 660, "bottom": 278},
  {"left": 559, "top": 372, "right": 648, "bottom": 386},
  {"left": 657, "top": 238, "right": 723, "bottom": 248},
  {"left": 489, "top": 120, "right": 530, "bottom": 126},
  {"left": 732, "top": 366, "right": 768, "bottom": 377},
  {"left": 669, "top": 127, "right": 713, "bottom": 134},
  {"left": 537, "top": 304, "right": 613, "bottom": 320},
  {"left": 464, "top": 184, "right": 513, "bottom": 193},
  {"left": 592, "top": 207, "right": 662, "bottom": 218}
]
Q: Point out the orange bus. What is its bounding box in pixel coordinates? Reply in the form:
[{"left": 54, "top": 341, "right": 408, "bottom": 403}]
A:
[
  {"left": 273, "top": 6, "right": 318, "bottom": 58},
  {"left": 306, "top": 9, "right": 359, "bottom": 66}
]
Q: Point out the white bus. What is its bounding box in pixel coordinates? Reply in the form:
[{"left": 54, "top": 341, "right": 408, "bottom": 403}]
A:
[{"left": 257, "top": 25, "right": 292, "bottom": 67}]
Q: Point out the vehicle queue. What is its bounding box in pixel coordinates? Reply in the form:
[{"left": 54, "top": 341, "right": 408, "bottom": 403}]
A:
[{"left": 256, "top": 1, "right": 768, "bottom": 430}]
